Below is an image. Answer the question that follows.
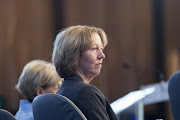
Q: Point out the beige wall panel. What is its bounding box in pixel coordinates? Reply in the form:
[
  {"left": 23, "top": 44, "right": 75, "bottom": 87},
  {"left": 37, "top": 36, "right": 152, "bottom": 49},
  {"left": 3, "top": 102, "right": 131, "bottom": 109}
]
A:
[
  {"left": 0, "top": 0, "right": 53, "bottom": 114},
  {"left": 104, "top": 0, "right": 154, "bottom": 102},
  {"left": 164, "top": 0, "right": 180, "bottom": 119}
]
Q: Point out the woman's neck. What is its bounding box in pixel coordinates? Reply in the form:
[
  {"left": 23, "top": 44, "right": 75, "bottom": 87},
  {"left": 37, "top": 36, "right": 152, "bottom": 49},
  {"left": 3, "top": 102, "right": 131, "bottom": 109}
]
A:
[{"left": 76, "top": 69, "right": 93, "bottom": 84}]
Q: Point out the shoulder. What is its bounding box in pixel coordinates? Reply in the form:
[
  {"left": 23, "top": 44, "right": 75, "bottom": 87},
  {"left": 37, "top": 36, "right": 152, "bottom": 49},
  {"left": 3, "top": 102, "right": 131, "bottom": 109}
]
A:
[
  {"left": 15, "top": 108, "right": 33, "bottom": 120},
  {"left": 76, "top": 84, "right": 106, "bottom": 104},
  {"left": 74, "top": 84, "right": 116, "bottom": 120},
  {"left": 81, "top": 84, "right": 102, "bottom": 94}
]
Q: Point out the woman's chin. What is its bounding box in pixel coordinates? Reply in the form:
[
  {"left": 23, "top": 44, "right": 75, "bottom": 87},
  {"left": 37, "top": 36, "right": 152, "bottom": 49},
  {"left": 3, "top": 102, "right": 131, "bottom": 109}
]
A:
[{"left": 93, "top": 71, "right": 101, "bottom": 76}]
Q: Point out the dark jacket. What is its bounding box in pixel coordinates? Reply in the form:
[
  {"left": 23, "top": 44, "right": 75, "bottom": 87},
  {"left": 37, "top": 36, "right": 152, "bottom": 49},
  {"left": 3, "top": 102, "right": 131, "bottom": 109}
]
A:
[{"left": 56, "top": 74, "right": 118, "bottom": 120}]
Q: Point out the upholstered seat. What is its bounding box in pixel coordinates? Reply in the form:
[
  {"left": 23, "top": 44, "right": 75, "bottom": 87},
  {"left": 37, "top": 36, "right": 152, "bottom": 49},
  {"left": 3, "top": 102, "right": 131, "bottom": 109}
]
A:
[
  {"left": 32, "top": 93, "right": 87, "bottom": 120},
  {"left": 168, "top": 71, "right": 180, "bottom": 120},
  {"left": 0, "top": 109, "right": 16, "bottom": 120}
]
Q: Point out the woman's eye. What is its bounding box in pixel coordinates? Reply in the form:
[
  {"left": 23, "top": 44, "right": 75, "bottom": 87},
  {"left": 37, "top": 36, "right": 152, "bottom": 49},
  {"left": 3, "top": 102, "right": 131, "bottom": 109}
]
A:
[{"left": 91, "top": 47, "right": 97, "bottom": 51}]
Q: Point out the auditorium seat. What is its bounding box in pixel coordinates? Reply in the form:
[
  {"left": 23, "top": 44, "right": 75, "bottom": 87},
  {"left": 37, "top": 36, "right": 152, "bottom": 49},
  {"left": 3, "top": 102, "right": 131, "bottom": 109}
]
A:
[
  {"left": 32, "top": 93, "right": 87, "bottom": 120},
  {"left": 168, "top": 71, "right": 180, "bottom": 120},
  {"left": 0, "top": 109, "right": 16, "bottom": 120}
]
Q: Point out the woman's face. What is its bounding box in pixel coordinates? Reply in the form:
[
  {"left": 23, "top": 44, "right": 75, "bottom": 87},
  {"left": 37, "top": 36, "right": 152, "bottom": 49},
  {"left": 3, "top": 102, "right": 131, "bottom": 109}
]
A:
[
  {"left": 78, "top": 32, "right": 105, "bottom": 79},
  {"left": 42, "top": 81, "right": 62, "bottom": 94}
]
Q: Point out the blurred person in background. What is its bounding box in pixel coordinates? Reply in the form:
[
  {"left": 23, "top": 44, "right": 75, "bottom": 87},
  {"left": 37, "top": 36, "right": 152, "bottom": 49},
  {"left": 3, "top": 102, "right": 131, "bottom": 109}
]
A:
[
  {"left": 15, "top": 60, "right": 63, "bottom": 120},
  {"left": 52, "top": 25, "right": 118, "bottom": 120}
]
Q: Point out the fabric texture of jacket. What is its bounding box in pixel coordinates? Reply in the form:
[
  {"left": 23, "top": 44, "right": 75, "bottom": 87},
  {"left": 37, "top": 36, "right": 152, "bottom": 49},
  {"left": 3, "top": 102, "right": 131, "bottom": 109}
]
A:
[{"left": 56, "top": 74, "right": 118, "bottom": 120}]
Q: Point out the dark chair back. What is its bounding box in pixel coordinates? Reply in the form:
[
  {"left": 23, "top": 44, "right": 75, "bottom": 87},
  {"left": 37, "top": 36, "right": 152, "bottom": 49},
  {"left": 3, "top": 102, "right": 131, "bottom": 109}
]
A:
[
  {"left": 0, "top": 109, "right": 16, "bottom": 120},
  {"left": 168, "top": 71, "right": 180, "bottom": 120},
  {"left": 32, "top": 93, "right": 87, "bottom": 120}
]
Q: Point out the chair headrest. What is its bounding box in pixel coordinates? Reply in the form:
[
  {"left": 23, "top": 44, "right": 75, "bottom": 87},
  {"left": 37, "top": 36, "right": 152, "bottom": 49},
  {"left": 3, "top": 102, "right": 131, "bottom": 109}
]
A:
[
  {"left": 168, "top": 71, "right": 180, "bottom": 120},
  {"left": 0, "top": 109, "right": 16, "bottom": 120}
]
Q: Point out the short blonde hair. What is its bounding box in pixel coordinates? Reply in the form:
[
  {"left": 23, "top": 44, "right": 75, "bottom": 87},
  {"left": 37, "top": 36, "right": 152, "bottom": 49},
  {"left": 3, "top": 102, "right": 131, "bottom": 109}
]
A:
[
  {"left": 52, "top": 25, "right": 108, "bottom": 78},
  {"left": 16, "top": 60, "right": 63, "bottom": 102}
]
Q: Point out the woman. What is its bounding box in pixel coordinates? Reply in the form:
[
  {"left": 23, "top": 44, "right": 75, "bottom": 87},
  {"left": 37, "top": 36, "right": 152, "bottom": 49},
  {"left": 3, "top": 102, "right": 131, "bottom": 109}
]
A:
[
  {"left": 52, "top": 25, "right": 118, "bottom": 120},
  {"left": 15, "top": 60, "right": 63, "bottom": 120}
]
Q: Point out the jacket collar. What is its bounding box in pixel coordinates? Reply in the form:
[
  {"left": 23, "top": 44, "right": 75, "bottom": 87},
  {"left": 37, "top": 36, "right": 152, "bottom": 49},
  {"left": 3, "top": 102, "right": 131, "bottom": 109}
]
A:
[{"left": 65, "top": 74, "right": 83, "bottom": 82}]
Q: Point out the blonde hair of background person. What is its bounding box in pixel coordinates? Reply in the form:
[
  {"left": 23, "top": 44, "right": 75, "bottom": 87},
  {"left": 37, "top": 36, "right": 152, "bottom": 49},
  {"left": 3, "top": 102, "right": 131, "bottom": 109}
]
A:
[
  {"left": 16, "top": 60, "right": 63, "bottom": 102},
  {"left": 15, "top": 60, "right": 63, "bottom": 120},
  {"left": 52, "top": 25, "right": 118, "bottom": 120}
]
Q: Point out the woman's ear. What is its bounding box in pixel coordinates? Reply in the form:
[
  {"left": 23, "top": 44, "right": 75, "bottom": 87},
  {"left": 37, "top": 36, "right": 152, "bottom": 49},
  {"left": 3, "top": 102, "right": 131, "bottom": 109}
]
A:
[{"left": 37, "top": 87, "right": 44, "bottom": 95}]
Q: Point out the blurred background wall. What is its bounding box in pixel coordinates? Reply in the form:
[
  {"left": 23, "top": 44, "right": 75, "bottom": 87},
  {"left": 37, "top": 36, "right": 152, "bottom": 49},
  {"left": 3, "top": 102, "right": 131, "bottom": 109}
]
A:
[{"left": 0, "top": 0, "right": 180, "bottom": 119}]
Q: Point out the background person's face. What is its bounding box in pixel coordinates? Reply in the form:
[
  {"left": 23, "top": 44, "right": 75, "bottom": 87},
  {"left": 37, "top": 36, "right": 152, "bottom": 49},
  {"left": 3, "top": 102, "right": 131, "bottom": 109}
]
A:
[
  {"left": 78, "top": 32, "right": 105, "bottom": 79},
  {"left": 42, "top": 81, "right": 62, "bottom": 94}
]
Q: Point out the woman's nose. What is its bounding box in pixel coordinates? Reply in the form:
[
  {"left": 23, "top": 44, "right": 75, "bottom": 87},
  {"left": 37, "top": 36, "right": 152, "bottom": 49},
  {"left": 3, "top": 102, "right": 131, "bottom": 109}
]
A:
[{"left": 98, "top": 50, "right": 105, "bottom": 60}]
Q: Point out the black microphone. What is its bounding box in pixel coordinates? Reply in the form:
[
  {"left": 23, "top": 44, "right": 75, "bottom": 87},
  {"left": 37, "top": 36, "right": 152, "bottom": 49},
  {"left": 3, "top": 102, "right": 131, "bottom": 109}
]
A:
[
  {"left": 121, "top": 63, "right": 132, "bottom": 70},
  {"left": 121, "top": 63, "right": 142, "bottom": 89},
  {"left": 121, "top": 62, "right": 165, "bottom": 90},
  {"left": 122, "top": 63, "right": 164, "bottom": 81}
]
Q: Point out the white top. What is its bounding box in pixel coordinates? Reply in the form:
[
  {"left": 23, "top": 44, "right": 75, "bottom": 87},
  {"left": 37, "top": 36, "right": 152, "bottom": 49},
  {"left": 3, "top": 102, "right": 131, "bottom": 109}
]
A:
[{"left": 15, "top": 100, "right": 33, "bottom": 120}]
